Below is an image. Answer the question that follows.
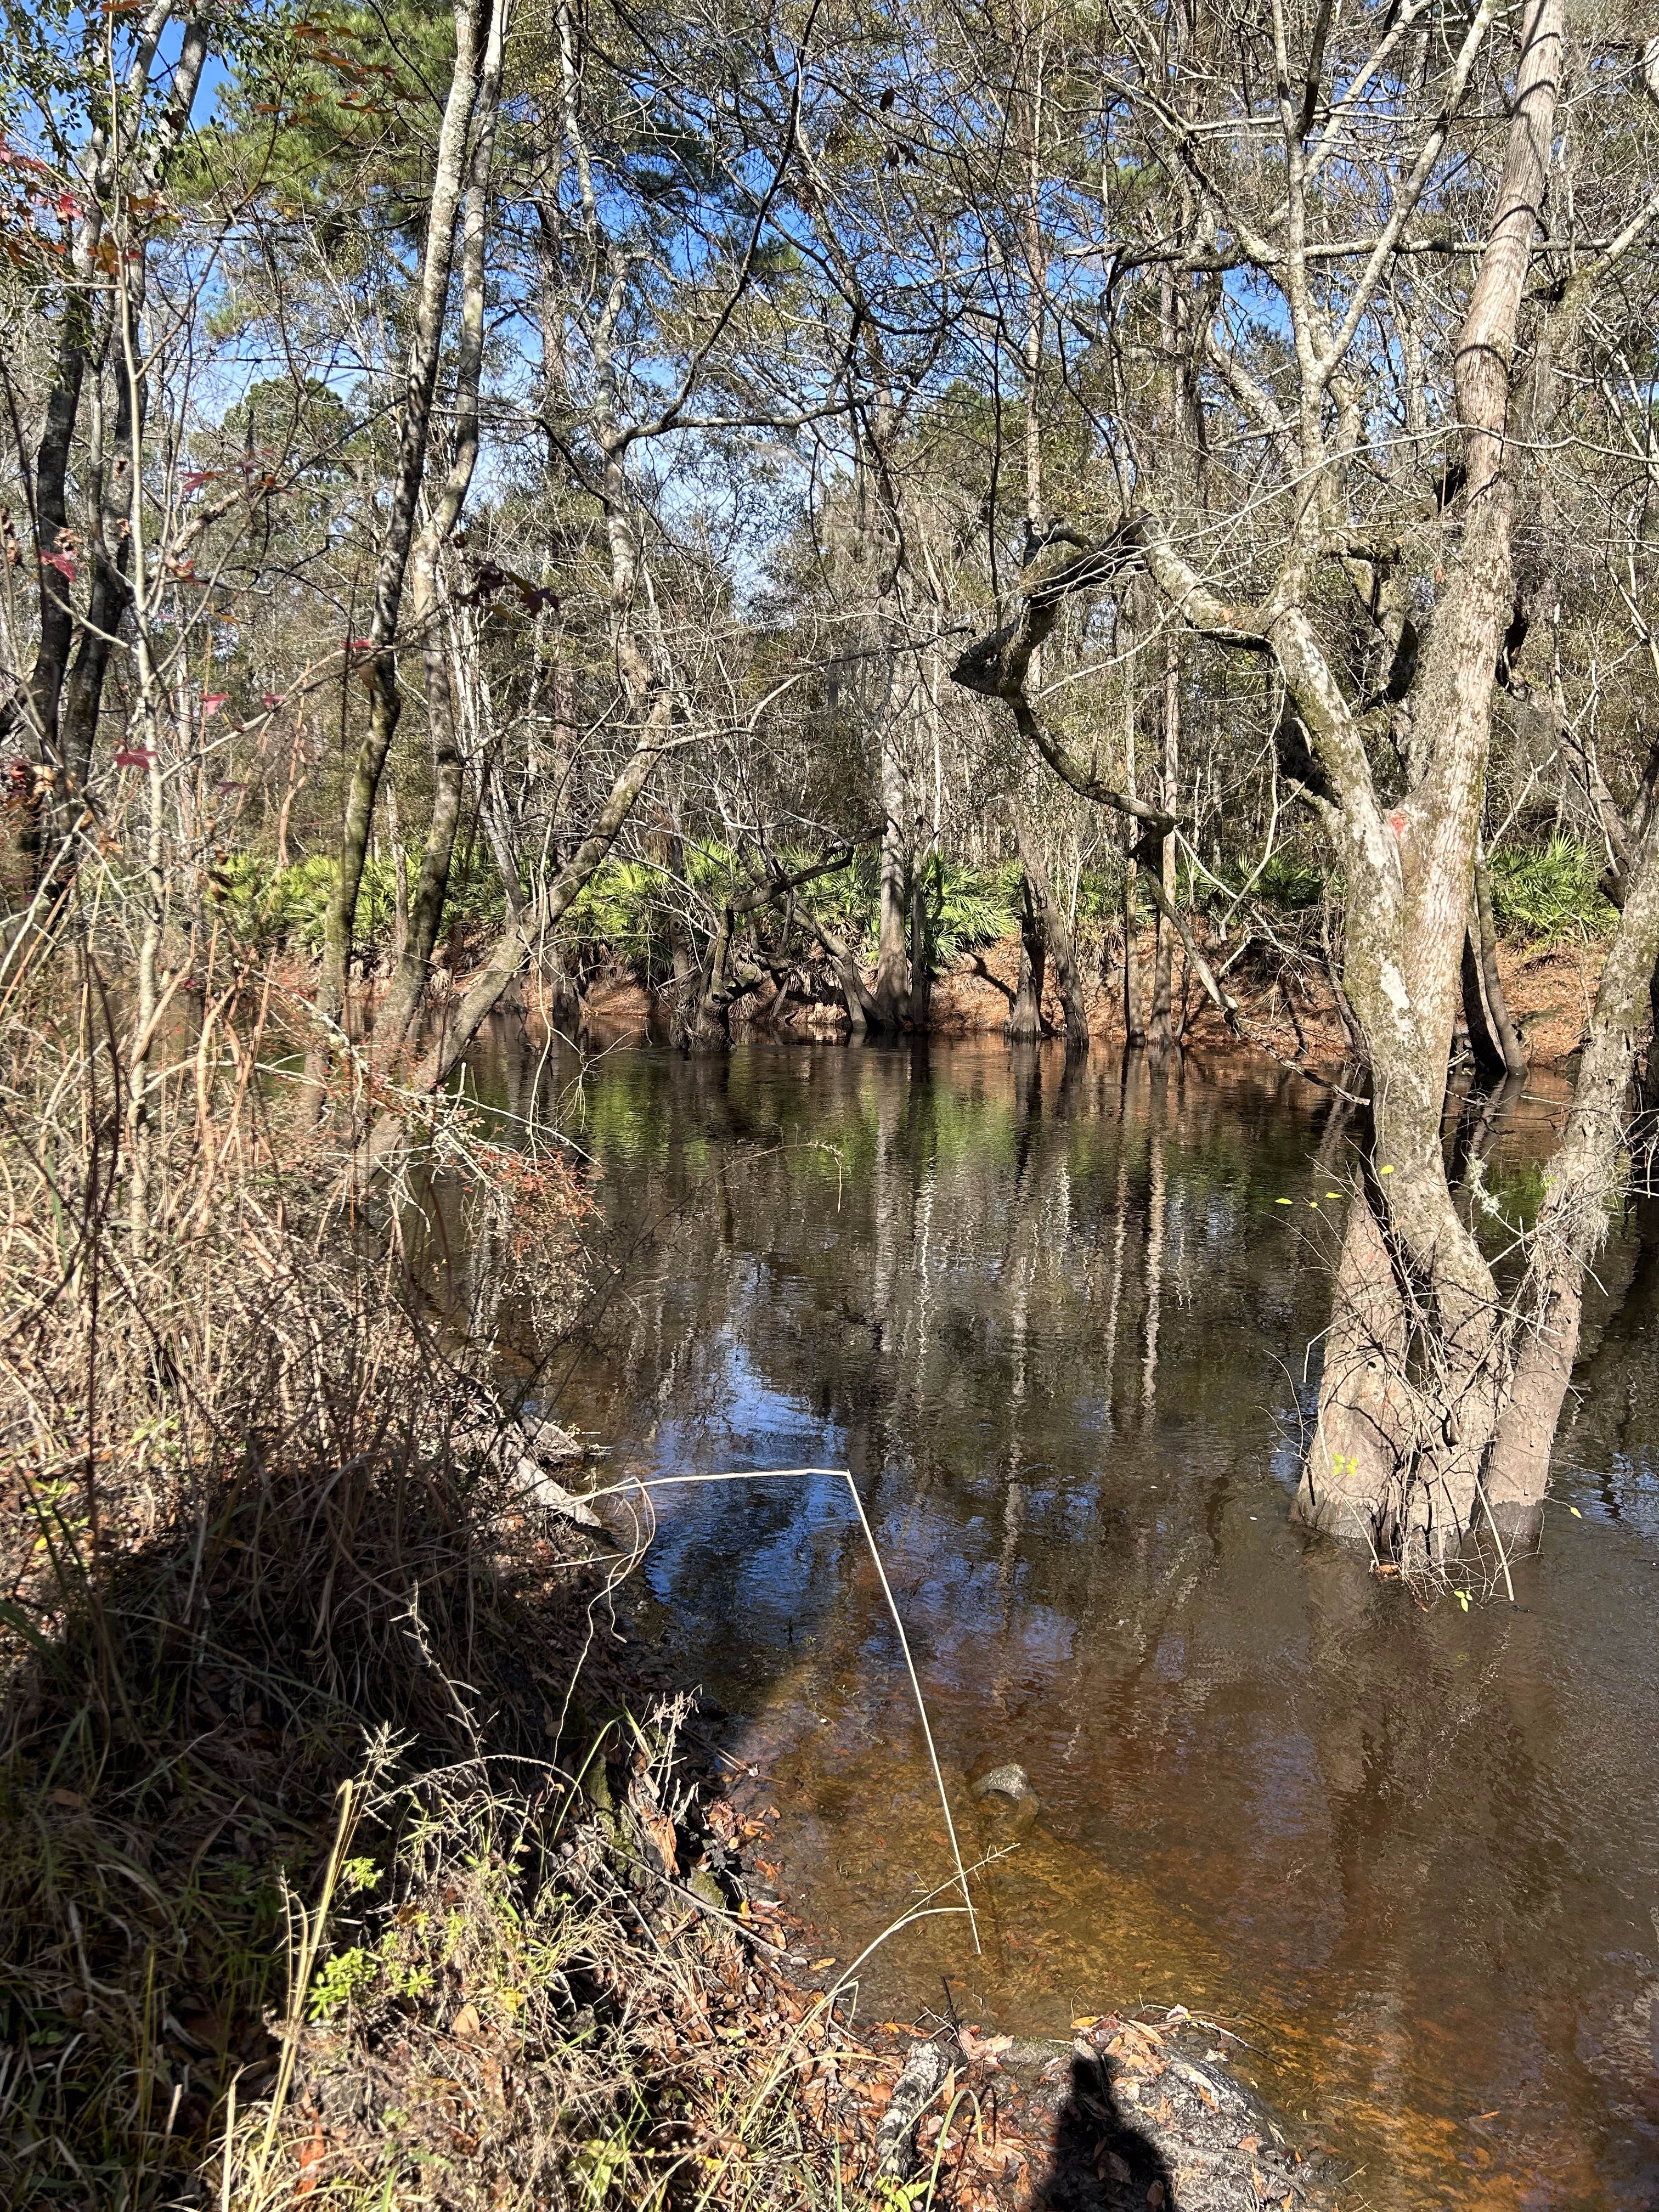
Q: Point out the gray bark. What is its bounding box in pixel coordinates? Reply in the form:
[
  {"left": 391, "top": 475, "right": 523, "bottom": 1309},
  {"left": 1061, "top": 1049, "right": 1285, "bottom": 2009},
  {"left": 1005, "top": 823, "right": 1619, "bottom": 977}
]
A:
[
  {"left": 374, "top": 0, "right": 507, "bottom": 1058},
  {"left": 1007, "top": 873, "right": 1047, "bottom": 1041},
  {"left": 312, "top": 0, "right": 500, "bottom": 1071},
  {"left": 1015, "top": 817, "right": 1089, "bottom": 1049}
]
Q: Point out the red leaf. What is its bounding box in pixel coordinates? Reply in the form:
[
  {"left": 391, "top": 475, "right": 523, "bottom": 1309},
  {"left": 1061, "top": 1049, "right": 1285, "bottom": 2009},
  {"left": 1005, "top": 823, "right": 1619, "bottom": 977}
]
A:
[
  {"left": 113, "top": 749, "right": 155, "bottom": 769},
  {"left": 296, "top": 2120, "right": 325, "bottom": 2194},
  {"left": 42, "top": 551, "right": 75, "bottom": 580},
  {"left": 201, "top": 692, "right": 229, "bottom": 715}
]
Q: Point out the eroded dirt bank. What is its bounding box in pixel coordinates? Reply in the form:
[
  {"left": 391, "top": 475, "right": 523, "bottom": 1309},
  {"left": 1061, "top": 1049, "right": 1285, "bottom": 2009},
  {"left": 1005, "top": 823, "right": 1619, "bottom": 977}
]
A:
[{"left": 509, "top": 930, "right": 1612, "bottom": 1074}]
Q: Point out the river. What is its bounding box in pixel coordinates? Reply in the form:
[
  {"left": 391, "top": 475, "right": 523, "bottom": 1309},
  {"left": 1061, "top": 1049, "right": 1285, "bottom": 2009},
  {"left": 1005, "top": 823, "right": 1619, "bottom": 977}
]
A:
[{"left": 461, "top": 1030, "right": 1659, "bottom": 2209}]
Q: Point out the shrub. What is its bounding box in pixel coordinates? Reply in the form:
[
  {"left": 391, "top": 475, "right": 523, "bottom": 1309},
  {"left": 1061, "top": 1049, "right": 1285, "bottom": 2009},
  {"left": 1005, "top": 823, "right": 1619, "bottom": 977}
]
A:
[{"left": 1487, "top": 833, "right": 1616, "bottom": 943}]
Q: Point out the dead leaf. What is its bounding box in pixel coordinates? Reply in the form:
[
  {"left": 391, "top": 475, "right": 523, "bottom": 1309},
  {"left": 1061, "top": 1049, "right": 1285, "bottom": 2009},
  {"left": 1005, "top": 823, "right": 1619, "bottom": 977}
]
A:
[
  {"left": 452, "top": 2002, "right": 482, "bottom": 2041},
  {"left": 1147, "top": 2183, "right": 1166, "bottom": 2208},
  {"left": 706, "top": 1798, "right": 739, "bottom": 1844},
  {"left": 627, "top": 1776, "right": 678, "bottom": 1875},
  {"left": 295, "top": 2122, "right": 325, "bottom": 2196},
  {"left": 959, "top": 2027, "right": 1012, "bottom": 2063},
  {"left": 1238, "top": 2134, "right": 1261, "bottom": 2153},
  {"left": 810, "top": 1957, "right": 836, "bottom": 1971},
  {"left": 48, "top": 1788, "right": 84, "bottom": 1809}
]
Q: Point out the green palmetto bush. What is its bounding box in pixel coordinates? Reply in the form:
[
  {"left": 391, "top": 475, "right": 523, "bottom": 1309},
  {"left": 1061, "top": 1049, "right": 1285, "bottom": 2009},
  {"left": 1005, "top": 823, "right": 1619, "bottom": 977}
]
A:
[
  {"left": 207, "top": 850, "right": 403, "bottom": 948},
  {"left": 798, "top": 851, "right": 1019, "bottom": 964},
  {"left": 208, "top": 848, "right": 511, "bottom": 952},
  {"left": 1487, "top": 833, "right": 1617, "bottom": 944}
]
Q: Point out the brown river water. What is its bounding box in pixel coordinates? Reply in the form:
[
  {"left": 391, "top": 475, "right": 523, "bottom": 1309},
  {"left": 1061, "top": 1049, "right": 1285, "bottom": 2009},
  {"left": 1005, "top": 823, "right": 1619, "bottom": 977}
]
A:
[{"left": 461, "top": 1031, "right": 1659, "bottom": 2209}]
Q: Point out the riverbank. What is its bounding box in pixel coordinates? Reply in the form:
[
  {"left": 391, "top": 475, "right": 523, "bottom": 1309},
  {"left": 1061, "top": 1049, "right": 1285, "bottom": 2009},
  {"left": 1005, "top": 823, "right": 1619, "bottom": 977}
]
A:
[
  {"left": 0, "top": 1020, "right": 1344, "bottom": 2212},
  {"left": 492, "top": 927, "right": 1613, "bottom": 1073},
  {"left": 11, "top": 962, "right": 1654, "bottom": 2205},
  {"left": 1, "top": 1389, "right": 1345, "bottom": 2211}
]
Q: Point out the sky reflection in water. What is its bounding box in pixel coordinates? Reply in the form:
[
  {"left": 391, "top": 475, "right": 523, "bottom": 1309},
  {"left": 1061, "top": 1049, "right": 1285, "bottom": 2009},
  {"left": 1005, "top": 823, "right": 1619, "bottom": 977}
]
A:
[{"left": 467, "top": 1034, "right": 1659, "bottom": 2210}]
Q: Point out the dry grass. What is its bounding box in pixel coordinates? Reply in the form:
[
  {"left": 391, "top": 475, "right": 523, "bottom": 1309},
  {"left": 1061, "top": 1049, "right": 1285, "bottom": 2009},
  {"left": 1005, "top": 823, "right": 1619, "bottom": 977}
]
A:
[{"left": 0, "top": 944, "right": 910, "bottom": 2211}]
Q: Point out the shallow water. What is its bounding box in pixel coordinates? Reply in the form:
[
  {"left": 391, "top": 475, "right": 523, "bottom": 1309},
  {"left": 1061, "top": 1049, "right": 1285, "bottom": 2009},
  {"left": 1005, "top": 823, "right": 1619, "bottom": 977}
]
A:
[{"left": 467, "top": 1032, "right": 1659, "bottom": 2209}]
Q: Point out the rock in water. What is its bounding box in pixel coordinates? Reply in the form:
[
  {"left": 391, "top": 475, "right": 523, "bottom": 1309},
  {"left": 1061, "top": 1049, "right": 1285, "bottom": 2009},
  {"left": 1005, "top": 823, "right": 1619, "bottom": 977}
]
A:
[
  {"left": 522, "top": 1415, "right": 586, "bottom": 1464},
  {"left": 971, "top": 1761, "right": 1036, "bottom": 1805}
]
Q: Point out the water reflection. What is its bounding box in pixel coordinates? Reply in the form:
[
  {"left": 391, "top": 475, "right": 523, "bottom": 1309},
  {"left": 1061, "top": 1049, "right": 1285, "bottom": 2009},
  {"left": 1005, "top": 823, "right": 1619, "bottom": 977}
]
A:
[{"left": 464, "top": 1032, "right": 1659, "bottom": 2210}]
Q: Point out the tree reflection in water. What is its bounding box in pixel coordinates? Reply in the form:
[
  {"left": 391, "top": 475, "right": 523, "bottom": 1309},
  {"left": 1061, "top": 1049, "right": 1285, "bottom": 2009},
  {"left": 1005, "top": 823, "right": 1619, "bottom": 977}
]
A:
[{"left": 450, "top": 1029, "right": 1659, "bottom": 2211}]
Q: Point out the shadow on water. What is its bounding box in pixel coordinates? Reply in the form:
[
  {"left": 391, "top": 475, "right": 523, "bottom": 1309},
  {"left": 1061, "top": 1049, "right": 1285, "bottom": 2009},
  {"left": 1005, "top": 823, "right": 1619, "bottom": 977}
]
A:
[{"left": 454, "top": 1020, "right": 1659, "bottom": 2211}]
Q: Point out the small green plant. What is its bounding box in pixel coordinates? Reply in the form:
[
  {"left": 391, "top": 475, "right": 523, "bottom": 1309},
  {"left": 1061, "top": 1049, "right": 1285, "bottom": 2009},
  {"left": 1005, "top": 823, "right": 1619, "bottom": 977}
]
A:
[
  {"left": 1487, "top": 833, "right": 1616, "bottom": 943},
  {"left": 307, "top": 1942, "right": 380, "bottom": 2019}
]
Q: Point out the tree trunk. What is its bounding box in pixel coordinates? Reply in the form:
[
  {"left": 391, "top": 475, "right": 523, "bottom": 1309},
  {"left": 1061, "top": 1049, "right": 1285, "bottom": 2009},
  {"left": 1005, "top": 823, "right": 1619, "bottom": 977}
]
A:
[
  {"left": 25, "top": 7, "right": 210, "bottom": 842},
  {"left": 1288, "top": 0, "right": 1566, "bottom": 1559},
  {"left": 1483, "top": 798, "right": 1659, "bottom": 1525},
  {"left": 1462, "top": 844, "right": 1526, "bottom": 1080},
  {"left": 678, "top": 910, "right": 736, "bottom": 1052},
  {"left": 812, "top": 915, "right": 878, "bottom": 1036},
  {"left": 1460, "top": 918, "right": 1505, "bottom": 1080},
  {"left": 370, "top": 0, "right": 504, "bottom": 1061},
  {"left": 908, "top": 866, "right": 934, "bottom": 1030},
  {"left": 679, "top": 853, "right": 857, "bottom": 1054},
  {"left": 1015, "top": 818, "right": 1088, "bottom": 1049},
  {"left": 1008, "top": 873, "right": 1047, "bottom": 1041},
  {"left": 366, "top": 708, "right": 672, "bottom": 1167},
  {"left": 312, "top": 0, "right": 498, "bottom": 1076},
  {"left": 1148, "top": 631, "right": 1179, "bottom": 1054},
  {"left": 1122, "top": 850, "right": 1146, "bottom": 1046},
  {"left": 873, "top": 698, "right": 911, "bottom": 1025},
  {"left": 1121, "top": 600, "right": 1146, "bottom": 1045}
]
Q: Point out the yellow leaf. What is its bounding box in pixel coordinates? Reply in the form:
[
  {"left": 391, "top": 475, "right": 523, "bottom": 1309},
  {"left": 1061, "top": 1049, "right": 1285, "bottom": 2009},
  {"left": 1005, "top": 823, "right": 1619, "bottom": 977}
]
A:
[
  {"left": 1275, "top": 1198, "right": 1291, "bottom": 1206},
  {"left": 1380, "top": 1164, "right": 1395, "bottom": 1174},
  {"left": 1568, "top": 1505, "right": 1582, "bottom": 1517}
]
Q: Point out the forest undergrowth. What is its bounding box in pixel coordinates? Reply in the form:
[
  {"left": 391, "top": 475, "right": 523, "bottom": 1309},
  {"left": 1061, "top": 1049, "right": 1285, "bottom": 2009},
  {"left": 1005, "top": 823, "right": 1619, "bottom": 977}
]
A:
[{"left": 0, "top": 953, "right": 1014, "bottom": 2211}]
